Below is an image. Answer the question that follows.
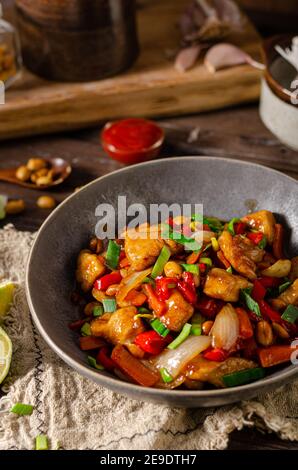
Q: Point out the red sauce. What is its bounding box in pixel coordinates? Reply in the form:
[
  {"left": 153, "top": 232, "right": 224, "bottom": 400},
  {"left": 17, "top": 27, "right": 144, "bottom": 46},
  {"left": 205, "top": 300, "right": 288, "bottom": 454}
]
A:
[{"left": 101, "top": 118, "right": 164, "bottom": 165}]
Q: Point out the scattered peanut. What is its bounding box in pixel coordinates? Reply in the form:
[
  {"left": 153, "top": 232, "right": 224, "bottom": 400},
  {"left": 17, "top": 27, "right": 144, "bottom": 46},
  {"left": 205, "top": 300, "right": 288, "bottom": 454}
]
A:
[
  {"left": 202, "top": 320, "right": 214, "bottom": 335},
  {"left": 35, "top": 168, "right": 49, "bottom": 178},
  {"left": 89, "top": 237, "right": 104, "bottom": 254},
  {"left": 5, "top": 199, "right": 25, "bottom": 214},
  {"left": 36, "top": 175, "right": 53, "bottom": 187},
  {"left": 27, "top": 158, "right": 47, "bottom": 171},
  {"left": 105, "top": 284, "right": 120, "bottom": 296},
  {"left": 15, "top": 165, "right": 31, "bottom": 182},
  {"left": 84, "top": 301, "right": 101, "bottom": 317},
  {"left": 272, "top": 322, "right": 290, "bottom": 339},
  {"left": 164, "top": 261, "right": 183, "bottom": 278},
  {"left": 256, "top": 320, "right": 274, "bottom": 346},
  {"left": 36, "top": 195, "right": 56, "bottom": 209}
]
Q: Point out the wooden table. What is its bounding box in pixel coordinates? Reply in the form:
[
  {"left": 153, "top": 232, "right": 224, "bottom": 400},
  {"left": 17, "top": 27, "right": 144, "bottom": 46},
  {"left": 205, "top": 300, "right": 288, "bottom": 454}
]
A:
[{"left": 0, "top": 104, "right": 297, "bottom": 450}]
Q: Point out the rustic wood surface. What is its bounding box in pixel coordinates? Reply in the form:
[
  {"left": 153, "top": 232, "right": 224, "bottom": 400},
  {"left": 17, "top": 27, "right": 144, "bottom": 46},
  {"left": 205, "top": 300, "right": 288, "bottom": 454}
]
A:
[
  {"left": 0, "top": 0, "right": 263, "bottom": 140},
  {"left": 0, "top": 104, "right": 298, "bottom": 451}
]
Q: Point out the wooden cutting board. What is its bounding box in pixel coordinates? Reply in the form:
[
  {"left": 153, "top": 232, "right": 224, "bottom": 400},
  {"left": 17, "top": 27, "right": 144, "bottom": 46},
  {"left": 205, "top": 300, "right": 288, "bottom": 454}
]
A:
[{"left": 0, "top": 0, "right": 263, "bottom": 140}]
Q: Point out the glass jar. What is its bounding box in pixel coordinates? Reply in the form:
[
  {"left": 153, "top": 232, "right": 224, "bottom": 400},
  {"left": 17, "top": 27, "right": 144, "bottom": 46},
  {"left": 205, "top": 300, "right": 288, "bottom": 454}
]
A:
[
  {"left": 15, "top": 0, "right": 139, "bottom": 82},
  {"left": 0, "top": 2, "right": 22, "bottom": 88}
]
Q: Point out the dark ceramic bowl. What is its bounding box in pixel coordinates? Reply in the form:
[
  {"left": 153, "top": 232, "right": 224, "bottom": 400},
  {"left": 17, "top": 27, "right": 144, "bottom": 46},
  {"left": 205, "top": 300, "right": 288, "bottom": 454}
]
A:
[{"left": 26, "top": 157, "right": 298, "bottom": 407}]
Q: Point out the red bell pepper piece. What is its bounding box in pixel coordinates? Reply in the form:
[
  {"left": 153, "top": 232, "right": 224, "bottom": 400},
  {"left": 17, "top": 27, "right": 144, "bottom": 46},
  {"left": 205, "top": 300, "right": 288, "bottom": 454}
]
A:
[
  {"left": 258, "top": 276, "right": 280, "bottom": 288},
  {"left": 134, "top": 330, "right": 169, "bottom": 355},
  {"left": 235, "top": 307, "right": 254, "bottom": 339},
  {"left": 235, "top": 222, "right": 247, "bottom": 235},
  {"left": 155, "top": 277, "right": 177, "bottom": 301},
  {"left": 252, "top": 279, "right": 266, "bottom": 301},
  {"left": 143, "top": 284, "right": 166, "bottom": 316},
  {"left": 177, "top": 280, "right": 197, "bottom": 304},
  {"left": 97, "top": 346, "right": 117, "bottom": 371},
  {"left": 119, "top": 257, "right": 130, "bottom": 268},
  {"left": 258, "top": 300, "right": 281, "bottom": 323},
  {"left": 69, "top": 318, "right": 89, "bottom": 331},
  {"left": 79, "top": 336, "right": 105, "bottom": 351},
  {"left": 94, "top": 271, "right": 122, "bottom": 291},
  {"left": 196, "top": 297, "right": 223, "bottom": 319},
  {"left": 199, "top": 263, "right": 206, "bottom": 273},
  {"left": 203, "top": 224, "right": 211, "bottom": 231},
  {"left": 182, "top": 271, "right": 196, "bottom": 290},
  {"left": 186, "top": 251, "right": 201, "bottom": 264},
  {"left": 125, "top": 289, "right": 147, "bottom": 307},
  {"left": 258, "top": 344, "right": 298, "bottom": 368},
  {"left": 247, "top": 231, "right": 264, "bottom": 245},
  {"left": 203, "top": 348, "right": 227, "bottom": 362},
  {"left": 273, "top": 223, "right": 284, "bottom": 259}
]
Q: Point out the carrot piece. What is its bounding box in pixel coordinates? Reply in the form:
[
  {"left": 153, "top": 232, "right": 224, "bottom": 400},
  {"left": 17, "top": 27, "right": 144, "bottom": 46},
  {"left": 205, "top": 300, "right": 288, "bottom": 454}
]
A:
[
  {"left": 79, "top": 336, "right": 106, "bottom": 351},
  {"left": 258, "top": 344, "right": 298, "bottom": 368},
  {"left": 217, "top": 250, "right": 231, "bottom": 269},
  {"left": 111, "top": 345, "right": 159, "bottom": 387},
  {"left": 142, "top": 283, "right": 166, "bottom": 316},
  {"left": 119, "top": 257, "right": 130, "bottom": 268},
  {"left": 186, "top": 251, "right": 201, "bottom": 264},
  {"left": 236, "top": 307, "right": 253, "bottom": 339},
  {"left": 125, "top": 289, "right": 147, "bottom": 307},
  {"left": 272, "top": 224, "right": 284, "bottom": 259}
]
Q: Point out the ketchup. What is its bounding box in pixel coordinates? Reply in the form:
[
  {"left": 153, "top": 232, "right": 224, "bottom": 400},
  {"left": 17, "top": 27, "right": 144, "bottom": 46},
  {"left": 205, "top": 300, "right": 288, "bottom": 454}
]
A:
[{"left": 101, "top": 118, "right": 164, "bottom": 165}]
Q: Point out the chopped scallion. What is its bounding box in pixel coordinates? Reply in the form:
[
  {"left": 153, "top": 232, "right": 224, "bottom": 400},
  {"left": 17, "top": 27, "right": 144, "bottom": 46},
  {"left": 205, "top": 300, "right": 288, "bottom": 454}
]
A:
[
  {"left": 226, "top": 266, "right": 233, "bottom": 274},
  {"left": 102, "top": 298, "right": 117, "bottom": 313},
  {"left": 191, "top": 325, "right": 202, "bottom": 336},
  {"left": 151, "top": 318, "right": 170, "bottom": 337},
  {"left": 278, "top": 281, "right": 292, "bottom": 294},
  {"left": 35, "top": 434, "right": 48, "bottom": 451},
  {"left": 182, "top": 264, "right": 199, "bottom": 275},
  {"left": 167, "top": 323, "right": 192, "bottom": 350},
  {"left": 80, "top": 322, "right": 91, "bottom": 336},
  {"left": 281, "top": 305, "right": 298, "bottom": 324},
  {"left": 87, "top": 356, "right": 104, "bottom": 370},
  {"left": 241, "top": 288, "right": 262, "bottom": 317},
  {"left": 160, "top": 367, "right": 173, "bottom": 383},
  {"left": 199, "top": 257, "right": 212, "bottom": 267},
  {"left": 162, "top": 224, "right": 202, "bottom": 251},
  {"left": 106, "top": 240, "right": 121, "bottom": 270},
  {"left": 258, "top": 236, "right": 267, "bottom": 249},
  {"left": 151, "top": 246, "right": 171, "bottom": 279},
  {"left": 10, "top": 403, "right": 34, "bottom": 416},
  {"left": 227, "top": 218, "right": 240, "bottom": 236},
  {"left": 211, "top": 237, "right": 219, "bottom": 252},
  {"left": 93, "top": 305, "right": 104, "bottom": 317},
  {"left": 222, "top": 367, "right": 265, "bottom": 387}
]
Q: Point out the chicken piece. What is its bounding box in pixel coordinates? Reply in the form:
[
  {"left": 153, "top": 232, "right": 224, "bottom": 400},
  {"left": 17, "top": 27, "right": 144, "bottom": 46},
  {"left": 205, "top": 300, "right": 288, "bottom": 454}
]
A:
[
  {"left": 219, "top": 230, "right": 264, "bottom": 279},
  {"left": 90, "top": 306, "right": 144, "bottom": 345},
  {"left": 124, "top": 223, "right": 182, "bottom": 271},
  {"left": 289, "top": 256, "right": 298, "bottom": 282},
  {"left": 76, "top": 250, "right": 105, "bottom": 292},
  {"left": 241, "top": 210, "right": 276, "bottom": 244},
  {"left": 271, "top": 279, "right": 298, "bottom": 311},
  {"left": 159, "top": 289, "right": 194, "bottom": 332},
  {"left": 186, "top": 356, "right": 221, "bottom": 382},
  {"left": 203, "top": 268, "right": 252, "bottom": 302}
]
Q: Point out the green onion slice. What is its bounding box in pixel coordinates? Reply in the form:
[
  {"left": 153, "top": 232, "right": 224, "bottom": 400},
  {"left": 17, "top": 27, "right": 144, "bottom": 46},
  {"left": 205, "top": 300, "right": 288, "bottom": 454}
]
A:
[
  {"left": 151, "top": 246, "right": 171, "bottom": 279},
  {"left": 190, "top": 313, "right": 204, "bottom": 336},
  {"left": 199, "top": 257, "right": 212, "bottom": 267},
  {"left": 258, "top": 235, "right": 267, "bottom": 249},
  {"left": 10, "top": 403, "right": 34, "bottom": 416},
  {"left": 190, "top": 325, "right": 202, "bottom": 336},
  {"left": 160, "top": 367, "right": 173, "bottom": 383},
  {"left": 162, "top": 224, "right": 202, "bottom": 251},
  {"left": 102, "top": 298, "right": 117, "bottom": 313},
  {"left": 241, "top": 288, "right": 262, "bottom": 317},
  {"left": 106, "top": 240, "right": 121, "bottom": 270},
  {"left": 278, "top": 281, "right": 292, "bottom": 294},
  {"left": 281, "top": 305, "right": 298, "bottom": 324},
  {"left": 182, "top": 264, "right": 199, "bottom": 275},
  {"left": 35, "top": 435, "right": 48, "bottom": 451},
  {"left": 151, "top": 318, "right": 170, "bottom": 337},
  {"left": 191, "top": 215, "right": 224, "bottom": 233},
  {"left": 0, "top": 195, "right": 7, "bottom": 220},
  {"left": 227, "top": 218, "right": 240, "bottom": 236},
  {"left": 222, "top": 367, "right": 265, "bottom": 387},
  {"left": 93, "top": 305, "right": 104, "bottom": 317},
  {"left": 80, "top": 322, "right": 91, "bottom": 336},
  {"left": 167, "top": 323, "right": 192, "bottom": 350},
  {"left": 226, "top": 266, "right": 233, "bottom": 274},
  {"left": 87, "top": 356, "right": 104, "bottom": 370}
]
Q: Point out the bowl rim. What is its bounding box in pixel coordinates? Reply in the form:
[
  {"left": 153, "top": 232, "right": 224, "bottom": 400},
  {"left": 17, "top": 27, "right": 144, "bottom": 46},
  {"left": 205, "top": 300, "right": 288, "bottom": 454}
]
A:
[{"left": 26, "top": 156, "right": 298, "bottom": 400}]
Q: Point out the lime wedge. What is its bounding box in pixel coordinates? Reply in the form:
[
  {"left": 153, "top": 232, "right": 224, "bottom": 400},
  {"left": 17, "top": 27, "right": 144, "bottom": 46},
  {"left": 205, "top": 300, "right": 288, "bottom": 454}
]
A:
[
  {"left": 0, "top": 282, "right": 15, "bottom": 322},
  {"left": 0, "top": 326, "right": 12, "bottom": 385}
]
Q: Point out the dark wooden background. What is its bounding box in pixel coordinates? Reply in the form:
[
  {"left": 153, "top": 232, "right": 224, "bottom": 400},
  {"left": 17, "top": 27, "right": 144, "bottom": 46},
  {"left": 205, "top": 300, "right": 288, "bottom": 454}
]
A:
[{"left": 0, "top": 0, "right": 297, "bottom": 452}]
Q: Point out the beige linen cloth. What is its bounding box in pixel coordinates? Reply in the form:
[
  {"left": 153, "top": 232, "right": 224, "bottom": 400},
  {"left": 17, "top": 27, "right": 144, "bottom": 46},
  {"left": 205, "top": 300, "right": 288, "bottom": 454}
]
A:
[{"left": 0, "top": 225, "right": 297, "bottom": 450}]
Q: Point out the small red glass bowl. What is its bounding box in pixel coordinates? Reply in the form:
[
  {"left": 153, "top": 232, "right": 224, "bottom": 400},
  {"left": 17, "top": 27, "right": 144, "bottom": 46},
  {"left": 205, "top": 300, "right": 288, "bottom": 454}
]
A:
[{"left": 100, "top": 118, "right": 165, "bottom": 165}]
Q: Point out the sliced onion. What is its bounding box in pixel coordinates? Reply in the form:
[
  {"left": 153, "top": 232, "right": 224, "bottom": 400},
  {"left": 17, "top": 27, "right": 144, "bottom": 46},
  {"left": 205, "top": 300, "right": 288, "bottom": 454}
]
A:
[
  {"left": 210, "top": 304, "right": 239, "bottom": 351},
  {"left": 153, "top": 335, "right": 211, "bottom": 379},
  {"left": 116, "top": 268, "right": 152, "bottom": 305}
]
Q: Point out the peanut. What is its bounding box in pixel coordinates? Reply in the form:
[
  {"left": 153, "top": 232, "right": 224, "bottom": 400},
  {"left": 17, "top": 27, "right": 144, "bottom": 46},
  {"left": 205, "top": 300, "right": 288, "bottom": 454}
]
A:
[
  {"left": 202, "top": 320, "right": 214, "bottom": 335},
  {"left": 164, "top": 261, "right": 183, "bottom": 278},
  {"left": 5, "top": 199, "right": 25, "bottom": 214},
  {"left": 36, "top": 175, "right": 53, "bottom": 187},
  {"left": 15, "top": 165, "right": 31, "bottom": 182},
  {"left": 256, "top": 320, "right": 274, "bottom": 346},
  {"left": 27, "top": 158, "right": 47, "bottom": 171},
  {"left": 89, "top": 237, "right": 103, "bottom": 254},
  {"left": 272, "top": 322, "right": 289, "bottom": 339},
  {"left": 37, "top": 195, "right": 56, "bottom": 209}
]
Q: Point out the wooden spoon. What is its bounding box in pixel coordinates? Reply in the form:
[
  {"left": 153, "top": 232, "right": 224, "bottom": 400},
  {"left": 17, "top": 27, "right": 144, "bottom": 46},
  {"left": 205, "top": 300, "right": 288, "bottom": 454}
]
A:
[{"left": 0, "top": 158, "right": 72, "bottom": 190}]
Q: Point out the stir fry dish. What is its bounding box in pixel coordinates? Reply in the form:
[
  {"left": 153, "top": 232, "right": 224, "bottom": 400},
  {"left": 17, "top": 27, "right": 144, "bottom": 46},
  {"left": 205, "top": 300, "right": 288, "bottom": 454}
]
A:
[{"left": 71, "top": 210, "right": 298, "bottom": 390}]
